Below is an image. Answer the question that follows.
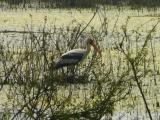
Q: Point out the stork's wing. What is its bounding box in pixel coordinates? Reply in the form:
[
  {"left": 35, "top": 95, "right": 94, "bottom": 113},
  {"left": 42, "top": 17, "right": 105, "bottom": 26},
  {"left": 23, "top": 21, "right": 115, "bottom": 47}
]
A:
[
  {"left": 55, "top": 49, "right": 86, "bottom": 69},
  {"left": 61, "top": 49, "right": 85, "bottom": 60}
]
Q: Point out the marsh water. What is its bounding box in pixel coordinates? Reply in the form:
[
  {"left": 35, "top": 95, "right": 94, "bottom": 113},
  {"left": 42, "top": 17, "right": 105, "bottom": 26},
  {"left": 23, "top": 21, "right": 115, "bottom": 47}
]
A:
[
  {"left": 1, "top": 8, "right": 160, "bottom": 31},
  {"left": 1, "top": 8, "right": 160, "bottom": 119}
]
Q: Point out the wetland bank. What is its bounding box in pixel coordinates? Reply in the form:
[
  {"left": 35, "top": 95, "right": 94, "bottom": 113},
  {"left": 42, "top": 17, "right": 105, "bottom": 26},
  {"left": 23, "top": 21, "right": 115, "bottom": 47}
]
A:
[{"left": 0, "top": 2, "right": 160, "bottom": 120}]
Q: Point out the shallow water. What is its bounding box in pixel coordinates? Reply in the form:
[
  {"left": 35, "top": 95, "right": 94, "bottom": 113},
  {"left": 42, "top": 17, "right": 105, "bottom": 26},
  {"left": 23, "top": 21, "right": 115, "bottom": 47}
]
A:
[{"left": 0, "top": 8, "right": 160, "bottom": 32}]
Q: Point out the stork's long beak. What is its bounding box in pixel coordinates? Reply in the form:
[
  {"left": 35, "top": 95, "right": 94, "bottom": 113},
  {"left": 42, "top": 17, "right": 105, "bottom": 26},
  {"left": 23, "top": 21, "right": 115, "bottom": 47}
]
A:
[{"left": 91, "top": 42, "right": 102, "bottom": 57}]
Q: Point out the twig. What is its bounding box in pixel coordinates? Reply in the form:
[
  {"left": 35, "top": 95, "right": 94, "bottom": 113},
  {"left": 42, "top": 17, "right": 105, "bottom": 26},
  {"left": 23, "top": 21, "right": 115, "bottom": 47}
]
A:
[{"left": 70, "top": 7, "right": 99, "bottom": 49}]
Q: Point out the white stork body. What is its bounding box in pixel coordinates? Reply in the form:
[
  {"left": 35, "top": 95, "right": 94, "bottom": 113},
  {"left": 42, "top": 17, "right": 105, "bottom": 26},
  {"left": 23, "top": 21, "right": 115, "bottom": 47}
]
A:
[{"left": 54, "top": 38, "right": 101, "bottom": 69}]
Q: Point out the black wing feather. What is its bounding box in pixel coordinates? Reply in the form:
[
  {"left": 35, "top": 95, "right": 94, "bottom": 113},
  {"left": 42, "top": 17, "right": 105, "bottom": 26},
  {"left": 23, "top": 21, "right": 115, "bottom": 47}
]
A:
[{"left": 61, "top": 52, "right": 84, "bottom": 61}]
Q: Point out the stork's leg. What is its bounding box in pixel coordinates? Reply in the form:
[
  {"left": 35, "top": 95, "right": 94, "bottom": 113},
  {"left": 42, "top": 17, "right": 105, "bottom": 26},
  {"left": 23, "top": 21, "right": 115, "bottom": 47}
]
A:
[
  {"left": 59, "top": 68, "right": 65, "bottom": 82},
  {"left": 70, "top": 65, "right": 75, "bottom": 76},
  {"left": 61, "top": 68, "right": 65, "bottom": 75},
  {"left": 64, "top": 66, "right": 75, "bottom": 83},
  {"left": 74, "top": 65, "right": 79, "bottom": 75},
  {"left": 66, "top": 66, "right": 74, "bottom": 75}
]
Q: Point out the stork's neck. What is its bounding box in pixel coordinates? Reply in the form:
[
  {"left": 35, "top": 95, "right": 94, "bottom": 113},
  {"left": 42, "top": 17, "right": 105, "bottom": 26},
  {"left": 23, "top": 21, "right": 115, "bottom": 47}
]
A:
[{"left": 86, "top": 43, "right": 91, "bottom": 55}]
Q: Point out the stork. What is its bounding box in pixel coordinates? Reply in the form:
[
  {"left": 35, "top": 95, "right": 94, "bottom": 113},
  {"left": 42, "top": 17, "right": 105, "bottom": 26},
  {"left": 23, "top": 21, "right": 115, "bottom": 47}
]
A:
[{"left": 54, "top": 38, "right": 101, "bottom": 69}]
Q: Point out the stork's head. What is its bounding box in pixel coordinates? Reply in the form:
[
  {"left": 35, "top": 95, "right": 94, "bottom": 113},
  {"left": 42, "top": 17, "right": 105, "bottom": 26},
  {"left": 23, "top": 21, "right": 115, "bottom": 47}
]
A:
[{"left": 87, "top": 38, "right": 101, "bottom": 56}]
